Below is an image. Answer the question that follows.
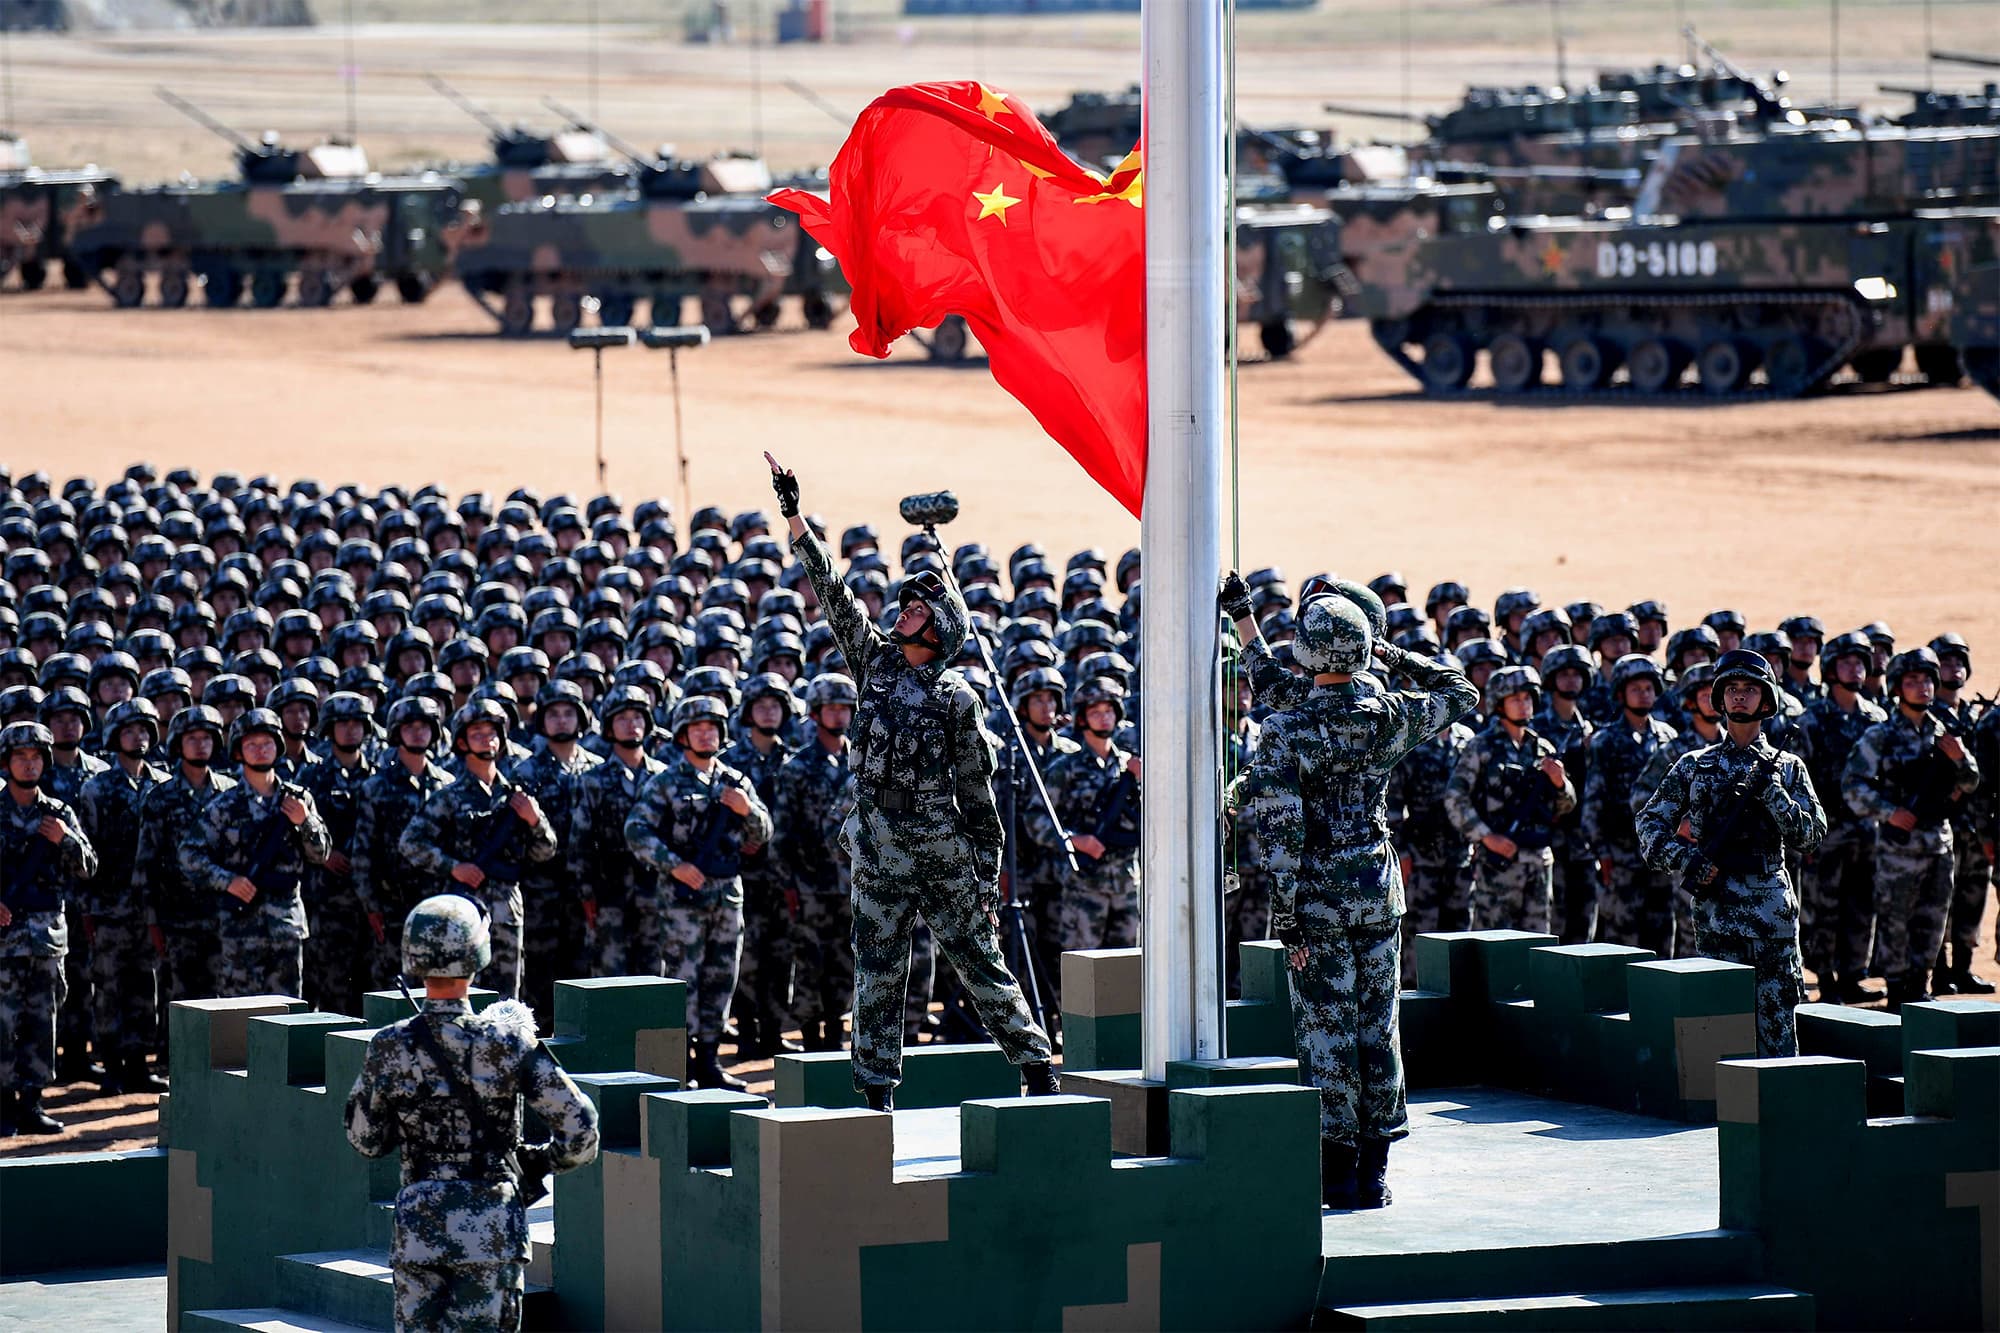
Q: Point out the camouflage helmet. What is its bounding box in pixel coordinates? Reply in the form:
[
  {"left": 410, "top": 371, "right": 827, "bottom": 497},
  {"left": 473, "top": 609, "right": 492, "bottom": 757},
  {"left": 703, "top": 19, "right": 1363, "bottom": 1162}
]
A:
[
  {"left": 1819, "top": 631, "right": 1874, "bottom": 676},
  {"left": 1445, "top": 605, "right": 1493, "bottom": 641},
  {"left": 1518, "top": 606, "right": 1572, "bottom": 656},
  {"left": 1861, "top": 622, "right": 1896, "bottom": 652},
  {"left": 535, "top": 679, "right": 596, "bottom": 736},
  {"left": 1538, "top": 644, "right": 1597, "bottom": 691},
  {"left": 1484, "top": 664, "right": 1543, "bottom": 712},
  {"left": 1609, "top": 654, "right": 1666, "bottom": 703},
  {"left": 805, "top": 672, "right": 859, "bottom": 711},
  {"left": 1927, "top": 632, "right": 1971, "bottom": 677},
  {"left": 738, "top": 671, "right": 795, "bottom": 725},
  {"left": 104, "top": 697, "right": 162, "bottom": 749},
  {"left": 670, "top": 693, "right": 731, "bottom": 745},
  {"left": 1292, "top": 596, "right": 1372, "bottom": 676},
  {"left": 166, "top": 704, "right": 227, "bottom": 758},
  {"left": 229, "top": 707, "right": 285, "bottom": 757},
  {"left": 1702, "top": 608, "right": 1748, "bottom": 638},
  {"left": 1493, "top": 588, "right": 1540, "bottom": 623},
  {"left": 1675, "top": 660, "right": 1720, "bottom": 704},
  {"left": 318, "top": 690, "right": 375, "bottom": 736},
  {"left": 1073, "top": 675, "right": 1128, "bottom": 722},
  {"left": 1587, "top": 612, "right": 1640, "bottom": 653},
  {"left": 895, "top": 568, "right": 969, "bottom": 658},
  {"left": 401, "top": 894, "right": 491, "bottom": 980},
  {"left": 1777, "top": 615, "right": 1825, "bottom": 644},
  {"left": 596, "top": 684, "right": 655, "bottom": 731},
  {"left": 1709, "top": 649, "right": 1780, "bottom": 721},
  {"left": 1423, "top": 581, "right": 1468, "bottom": 615},
  {"left": 1453, "top": 638, "right": 1509, "bottom": 673},
  {"left": 449, "top": 698, "right": 511, "bottom": 747},
  {"left": 384, "top": 694, "right": 444, "bottom": 745},
  {"left": 0, "top": 721, "right": 54, "bottom": 764},
  {"left": 1327, "top": 578, "right": 1387, "bottom": 639},
  {"left": 1664, "top": 624, "right": 1721, "bottom": 668},
  {"left": 1884, "top": 647, "right": 1941, "bottom": 698}
]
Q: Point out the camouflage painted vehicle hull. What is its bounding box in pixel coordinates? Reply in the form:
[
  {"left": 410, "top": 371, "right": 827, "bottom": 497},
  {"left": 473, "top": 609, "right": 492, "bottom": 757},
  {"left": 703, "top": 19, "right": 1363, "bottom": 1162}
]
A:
[
  {"left": 1949, "top": 252, "right": 2000, "bottom": 401},
  {"left": 0, "top": 167, "right": 116, "bottom": 291},
  {"left": 66, "top": 175, "right": 464, "bottom": 309},
  {"left": 1234, "top": 205, "right": 1349, "bottom": 358},
  {"left": 442, "top": 161, "right": 635, "bottom": 216},
  {"left": 450, "top": 192, "right": 846, "bottom": 336}
]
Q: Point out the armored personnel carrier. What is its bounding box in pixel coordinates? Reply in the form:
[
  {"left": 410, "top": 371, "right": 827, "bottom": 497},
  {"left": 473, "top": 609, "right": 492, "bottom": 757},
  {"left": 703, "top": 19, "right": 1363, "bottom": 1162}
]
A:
[
  {"left": 65, "top": 91, "right": 463, "bottom": 308},
  {"left": 0, "top": 133, "right": 117, "bottom": 291},
  {"left": 423, "top": 75, "right": 633, "bottom": 215},
  {"left": 447, "top": 101, "right": 843, "bottom": 337},
  {"left": 1335, "top": 123, "right": 2000, "bottom": 398}
]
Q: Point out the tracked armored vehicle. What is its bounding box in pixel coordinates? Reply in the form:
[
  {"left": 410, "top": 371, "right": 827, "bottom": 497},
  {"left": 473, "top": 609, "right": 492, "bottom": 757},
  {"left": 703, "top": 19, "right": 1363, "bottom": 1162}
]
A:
[
  {"left": 1336, "top": 123, "right": 2000, "bottom": 398},
  {"left": 0, "top": 133, "right": 117, "bottom": 291},
  {"left": 423, "top": 75, "right": 634, "bottom": 215},
  {"left": 65, "top": 92, "right": 462, "bottom": 308}
]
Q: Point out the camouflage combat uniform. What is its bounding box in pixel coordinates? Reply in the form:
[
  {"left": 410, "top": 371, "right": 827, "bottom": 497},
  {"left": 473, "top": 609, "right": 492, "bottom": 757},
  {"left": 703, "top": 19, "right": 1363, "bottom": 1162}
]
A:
[
  {"left": 1224, "top": 716, "right": 1271, "bottom": 996},
  {"left": 568, "top": 750, "right": 667, "bottom": 979},
  {"left": 1976, "top": 706, "right": 2000, "bottom": 965},
  {"left": 1638, "top": 734, "right": 1826, "bottom": 1056},
  {"left": 78, "top": 759, "right": 168, "bottom": 1063},
  {"left": 1535, "top": 702, "right": 1596, "bottom": 943},
  {"left": 1386, "top": 720, "right": 1474, "bottom": 983},
  {"left": 998, "top": 726, "right": 1079, "bottom": 1012},
  {"left": 180, "top": 779, "right": 331, "bottom": 997},
  {"left": 1250, "top": 644, "right": 1478, "bottom": 1145},
  {"left": 1028, "top": 743, "right": 1142, "bottom": 954},
  {"left": 2, "top": 792, "right": 95, "bottom": 1099},
  {"left": 300, "top": 752, "right": 374, "bottom": 1017},
  {"left": 352, "top": 758, "right": 454, "bottom": 988},
  {"left": 721, "top": 731, "right": 795, "bottom": 1053},
  {"left": 346, "top": 998, "right": 599, "bottom": 1332},
  {"left": 136, "top": 769, "right": 237, "bottom": 1013},
  {"left": 1842, "top": 711, "right": 1981, "bottom": 994},
  {"left": 398, "top": 775, "right": 558, "bottom": 1000},
  {"left": 774, "top": 736, "right": 855, "bottom": 1036},
  {"left": 1801, "top": 691, "right": 1887, "bottom": 985},
  {"left": 623, "top": 752, "right": 771, "bottom": 1042},
  {"left": 1938, "top": 699, "right": 1993, "bottom": 974},
  {"left": 1632, "top": 722, "right": 1720, "bottom": 959},
  {"left": 1445, "top": 721, "right": 1576, "bottom": 933},
  {"left": 1585, "top": 716, "right": 1680, "bottom": 955},
  {"left": 44, "top": 751, "right": 107, "bottom": 1077},
  {"left": 791, "top": 527, "right": 1052, "bottom": 1095},
  {"left": 508, "top": 745, "right": 600, "bottom": 1021}
]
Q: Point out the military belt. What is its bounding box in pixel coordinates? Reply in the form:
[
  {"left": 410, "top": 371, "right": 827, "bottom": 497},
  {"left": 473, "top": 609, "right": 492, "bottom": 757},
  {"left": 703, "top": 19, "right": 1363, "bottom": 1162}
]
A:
[
  {"left": 860, "top": 783, "right": 951, "bottom": 815},
  {"left": 401, "top": 1149, "right": 513, "bottom": 1182}
]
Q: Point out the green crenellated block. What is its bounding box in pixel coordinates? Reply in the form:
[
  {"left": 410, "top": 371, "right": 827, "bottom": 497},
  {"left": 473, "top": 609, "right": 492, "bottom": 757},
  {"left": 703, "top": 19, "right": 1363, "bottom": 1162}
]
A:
[
  {"left": 1164, "top": 1056, "right": 1301, "bottom": 1089},
  {"left": 1629, "top": 958, "right": 1756, "bottom": 1121},
  {"left": 555, "top": 1071, "right": 680, "bottom": 1333},
  {"left": 246, "top": 1012, "right": 366, "bottom": 1087},
  {"left": 772, "top": 1044, "right": 1022, "bottom": 1110},
  {"left": 1796, "top": 1003, "right": 1903, "bottom": 1075},
  {"left": 546, "top": 975, "right": 689, "bottom": 1080},
  {"left": 646, "top": 1089, "right": 768, "bottom": 1331},
  {"left": 1397, "top": 990, "right": 1457, "bottom": 1088},
  {"left": 1414, "top": 930, "right": 1558, "bottom": 1005},
  {"left": 359, "top": 986, "right": 499, "bottom": 1028},
  {"left": 1900, "top": 998, "right": 2000, "bottom": 1067},
  {"left": 1527, "top": 944, "right": 1653, "bottom": 1103},
  {"left": 1904, "top": 1046, "right": 2000, "bottom": 1126},
  {"left": 1057, "top": 1068, "right": 1169, "bottom": 1157},
  {"left": 1059, "top": 947, "right": 1142, "bottom": 1073},
  {"left": 1225, "top": 941, "right": 1296, "bottom": 1058},
  {"left": 773, "top": 1050, "right": 864, "bottom": 1108},
  {"left": 0, "top": 1149, "right": 168, "bottom": 1275}
]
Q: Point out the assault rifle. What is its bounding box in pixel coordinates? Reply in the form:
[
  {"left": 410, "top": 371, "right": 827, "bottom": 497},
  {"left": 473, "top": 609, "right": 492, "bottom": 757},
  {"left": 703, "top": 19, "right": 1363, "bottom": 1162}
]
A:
[
  {"left": 680, "top": 796, "right": 745, "bottom": 888},
  {"left": 1083, "top": 770, "right": 1141, "bottom": 857},
  {"left": 231, "top": 801, "right": 303, "bottom": 914},
  {"left": 465, "top": 789, "right": 526, "bottom": 884},
  {"left": 1680, "top": 752, "right": 1780, "bottom": 893},
  {"left": 3, "top": 826, "right": 56, "bottom": 922},
  {"left": 398, "top": 978, "right": 552, "bottom": 1208}
]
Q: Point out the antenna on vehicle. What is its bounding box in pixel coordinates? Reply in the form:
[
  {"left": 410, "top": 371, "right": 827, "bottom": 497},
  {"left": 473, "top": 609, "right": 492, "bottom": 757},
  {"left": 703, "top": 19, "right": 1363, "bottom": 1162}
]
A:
[
  {"left": 1550, "top": 0, "right": 1568, "bottom": 92},
  {"left": 749, "top": 0, "right": 765, "bottom": 158},
  {"left": 1829, "top": 0, "right": 1841, "bottom": 106},
  {"left": 341, "top": 0, "right": 358, "bottom": 143}
]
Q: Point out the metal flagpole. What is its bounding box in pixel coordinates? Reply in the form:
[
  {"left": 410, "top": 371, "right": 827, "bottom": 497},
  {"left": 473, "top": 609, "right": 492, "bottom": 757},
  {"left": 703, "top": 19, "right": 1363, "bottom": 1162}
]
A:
[{"left": 1139, "top": 0, "right": 1227, "bottom": 1079}]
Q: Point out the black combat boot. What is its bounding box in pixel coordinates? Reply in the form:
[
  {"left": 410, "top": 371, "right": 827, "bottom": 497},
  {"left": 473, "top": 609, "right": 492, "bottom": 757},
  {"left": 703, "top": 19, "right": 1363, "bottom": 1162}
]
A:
[
  {"left": 1835, "top": 974, "right": 1872, "bottom": 1005},
  {"left": 1355, "top": 1137, "right": 1394, "bottom": 1209},
  {"left": 863, "top": 1084, "right": 894, "bottom": 1112},
  {"left": 1022, "top": 1061, "right": 1059, "bottom": 1096},
  {"left": 97, "top": 1061, "right": 130, "bottom": 1097},
  {"left": 16, "top": 1089, "right": 64, "bottom": 1136},
  {"left": 1946, "top": 947, "right": 1996, "bottom": 995},
  {"left": 1320, "top": 1141, "right": 1358, "bottom": 1210},
  {"left": 691, "top": 1042, "right": 748, "bottom": 1091},
  {"left": 128, "top": 1054, "right": 170, "bottom": 1093},
  {"left": 1815, "top": 968, "right": 1842, "bottom": 1004},
  {"left": 0, "top": 1091, "right": 17, "bottom": 1137}
]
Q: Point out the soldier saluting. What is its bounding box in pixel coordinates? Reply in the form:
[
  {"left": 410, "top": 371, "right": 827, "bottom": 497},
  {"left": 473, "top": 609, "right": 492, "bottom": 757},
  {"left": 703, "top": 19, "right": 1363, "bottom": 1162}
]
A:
[
  {"left": 1637, "top": 651, "right": 1827, "bottom": 1057},
  {"left": 765, "top": 453, "right": 1056, "bottom": 1111}
]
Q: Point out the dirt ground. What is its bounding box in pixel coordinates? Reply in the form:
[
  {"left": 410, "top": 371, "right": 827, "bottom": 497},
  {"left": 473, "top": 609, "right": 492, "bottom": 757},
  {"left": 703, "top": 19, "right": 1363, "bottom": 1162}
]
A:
[{"left": 2, "top": 5, "right": 1997, "bottom": 1158}]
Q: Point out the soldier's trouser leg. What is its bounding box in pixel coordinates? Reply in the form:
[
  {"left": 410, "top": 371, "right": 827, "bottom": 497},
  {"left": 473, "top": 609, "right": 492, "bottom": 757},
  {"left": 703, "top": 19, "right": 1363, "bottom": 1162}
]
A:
[
  {"left": 1227, "top": 870, "right": 1271, "bottom": 994},
  {"left": 1874, "top": 828, "right": 1954, "bottom": 987},
  {"left": 1056, "top": 879, "right": 1114, "bottom": 955},
  {"left": 0, "top": 956, "right": 64, "bottom": 1095},
  {"left": 746, "top": 876, "right": 797, "bottom": 1042},
  {"left": 659, "top": 899, "right": 744, "bottom": 1043},
  {"left": 1029, "top": 888, "right": 1066, "bottom": 1015},
  {"left": 487, "top": 920, "right": 523, "bottom": 1001},
  {"left": 90, "top": 918, "right": 157, "bottom": 1059},
  {"left": 905, "top": 917, "right": 936, "bottom": 1038},
  {"left": 792, "top": 890, "right": 854, "bottom": 1027},
  {"left": 1286, "top": 919, "right": 1406, "bottom": 1145},
  {"left": 393, "top": 1259, "right": 525, "bottom": 1333},
  {"left": 521, "top": 880, "right": 568, "bottom": 1024},
  {"left": 216, "top": 935, "right": 303, "bottom": 999},
  {"left": 1697, "top": 931, "right": 1803, "bottom": 1058},
  {"left": 1597, "top": 858, "right": 1673, "bottom": 956},
  {"left": 1399, "top": 860, "right": 1454, "bottom": 988},
  {"left": 59, "top": 909, "right": 91, "bottom": 1072},
  {"left": 306, "top": 897, "right": 372, "bottom": 1020},
  {"left": 1805, "top": 824, "right": 1869, "bottom": 978},
  {"left": 1946, "top": 831, "right": 1992, "bottom": 955},
  {"left": 1557, "top": 855, "right": 1598, "bottom": 944},
  {"left": 1471, "top": 853, "right": 1551, "bottom": 933}
]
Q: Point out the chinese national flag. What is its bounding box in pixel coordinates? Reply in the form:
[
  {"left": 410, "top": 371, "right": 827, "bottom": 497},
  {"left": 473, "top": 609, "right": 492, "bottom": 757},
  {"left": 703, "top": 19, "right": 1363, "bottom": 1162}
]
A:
[{"left": 769, "top": 81, "right": 1146, "bottom": 517}]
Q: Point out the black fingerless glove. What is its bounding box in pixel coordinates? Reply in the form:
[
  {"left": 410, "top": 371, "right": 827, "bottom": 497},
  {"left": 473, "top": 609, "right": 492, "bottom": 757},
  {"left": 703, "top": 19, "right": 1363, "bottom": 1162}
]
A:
[
  {"left": 771, "top": 467, "right": 801, "bottom": 518},
  {"left": 1219, "top": 570, "right": 1254, "bottom": 622},
  {"left": 1274, "top": 915, "right": 1306, "bottom": 951}
]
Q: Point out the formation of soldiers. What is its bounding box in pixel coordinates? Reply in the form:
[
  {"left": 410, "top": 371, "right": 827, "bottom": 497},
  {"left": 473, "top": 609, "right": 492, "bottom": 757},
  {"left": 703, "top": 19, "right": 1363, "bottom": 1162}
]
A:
[{"left": 1, "top": 461, "right": 1994, "bottom": 1141}]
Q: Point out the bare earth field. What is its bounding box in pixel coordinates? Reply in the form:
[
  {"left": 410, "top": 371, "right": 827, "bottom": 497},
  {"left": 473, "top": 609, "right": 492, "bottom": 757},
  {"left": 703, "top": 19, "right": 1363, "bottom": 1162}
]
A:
[{"left": 1, "top": 6, "right": 1996, "bottom": 1156}]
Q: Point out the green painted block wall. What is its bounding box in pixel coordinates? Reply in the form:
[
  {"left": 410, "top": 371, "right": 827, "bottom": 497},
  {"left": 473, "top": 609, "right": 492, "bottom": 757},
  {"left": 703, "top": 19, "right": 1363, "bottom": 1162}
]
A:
[{"left": 0, "top": 1148, "right": 168, "bottom": 1274}]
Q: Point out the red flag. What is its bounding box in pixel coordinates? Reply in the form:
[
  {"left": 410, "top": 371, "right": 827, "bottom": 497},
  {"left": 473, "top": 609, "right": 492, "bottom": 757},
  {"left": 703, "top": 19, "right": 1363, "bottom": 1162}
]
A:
[{"left": 770, "top": 81, "right": 1146, "bottom": 516}]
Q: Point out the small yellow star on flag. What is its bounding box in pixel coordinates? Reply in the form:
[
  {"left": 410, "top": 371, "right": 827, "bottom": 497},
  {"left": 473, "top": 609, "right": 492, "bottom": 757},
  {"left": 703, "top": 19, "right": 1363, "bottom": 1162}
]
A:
[
  {"left": 974, "top": 85, "right": 1012, "bottom": 120},
  {"left": 973, "top": 182, "right": 1020, "bottom": 224}
]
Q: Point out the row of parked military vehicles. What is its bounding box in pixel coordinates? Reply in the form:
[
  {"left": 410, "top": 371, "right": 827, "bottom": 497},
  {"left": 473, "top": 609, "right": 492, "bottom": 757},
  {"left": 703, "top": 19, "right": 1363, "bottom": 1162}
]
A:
[{"left": 4, "top": 52, "right": 1996, "bottom": 401}]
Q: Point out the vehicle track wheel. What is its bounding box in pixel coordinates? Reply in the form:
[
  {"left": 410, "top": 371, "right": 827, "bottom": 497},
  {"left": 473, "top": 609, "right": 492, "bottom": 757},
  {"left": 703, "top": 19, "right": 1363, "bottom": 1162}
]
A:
[
  {"left": 396, "top": 273, "right": 435, "bottom": 304},
  {"left": 802, "top": 292, "right": 835, "bottom": 330},
  {"left": 930, "top": 315, "right": 970, "bottom": 363},
  {"left": 550, "top": 292, "right": 583, "bottom": 336},
  {"left": 158, "top": 264, "right": 192, "bottom": 308},
  {"left": 1558, "top": 336, "right": 1615, "bottom": 390},
  {"left": 500, "top": 281, "right": 534, "bottom": 337},
  {"left": 1763, "top": 335, "right": 1813, "bottom": 397},
  {"left": 1488, "top": 333, "right": 1543, "bottom": 393},
  {"left": 297, "top": 268, "right": 336, "bottom": 308},
  {"left": 112, "top": 258, "right": 146, "bottom": 308},
  {"left": 63, "top": 259, "right": 89, "bottom": 290},
  {"left": 348, "top": 274, "right": 380, "bottom": 305},
  {"left": 1259, "top": 319, "right": 1296, "bottom": 359},
  {"left": 648, "top": 293, "right": 686, "bottom": 327},
  {"left": 1418, "top": 331, "right": 1474, "bottom": 391},
  {"left": 1914, "top": 345, "right": 1963, "bottom": 386},
  {"left": 1628, "top": 337, "right": 1686, "bottom": 393},
  {"left": 1697, "top": 339, "right": 1753, "bottom": 396},
  {"left": 753, "top": 300, "right": 781, "bottom": 330},
  {"left": 18, "top": 259, "right": 48, "bottom": 291},
  {"left": 203, "top": 267, "right": 243, "bottom": 308},
  {"left": 596, "top": 294, "right": 634, "bottom": 327},
  {"left": 250, "top": 270, "right": 287, "bottom": 309},
  {"left": 1849, "top": 347, "right": 1903, "bottom": 383},
  {"left": 700, "top": 291, "right": 739, "bottom": 335}
]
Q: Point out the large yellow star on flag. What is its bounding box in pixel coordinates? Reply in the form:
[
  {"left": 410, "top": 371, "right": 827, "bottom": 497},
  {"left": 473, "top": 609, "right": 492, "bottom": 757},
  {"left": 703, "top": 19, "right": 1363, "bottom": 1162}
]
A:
[
  {"left": 1539, "top": 239, "right": 1565, "bottom": 275},
  {"left": 973, "top": 182, "right": 1021, "bottom": 225},
  {"left": 974, "top": 85, "right": 1012, "bottom": 121}
]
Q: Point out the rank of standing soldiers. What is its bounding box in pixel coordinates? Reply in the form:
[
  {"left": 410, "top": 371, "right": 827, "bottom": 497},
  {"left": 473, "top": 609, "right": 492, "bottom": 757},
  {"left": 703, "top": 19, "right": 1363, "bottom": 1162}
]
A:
[{"left": 1, "top": 462, "right": 1993, "bottom": 1137}]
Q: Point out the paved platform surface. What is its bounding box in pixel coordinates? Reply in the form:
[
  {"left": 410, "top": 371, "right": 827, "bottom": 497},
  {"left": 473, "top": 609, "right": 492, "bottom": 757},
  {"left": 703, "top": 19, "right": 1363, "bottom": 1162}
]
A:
[
  {"left": 0, "top": 1263, "right": 164, "bottom": 1331},
  {"left": 1321, "top": 1088, "right": 1718, "bottom": 1255}
]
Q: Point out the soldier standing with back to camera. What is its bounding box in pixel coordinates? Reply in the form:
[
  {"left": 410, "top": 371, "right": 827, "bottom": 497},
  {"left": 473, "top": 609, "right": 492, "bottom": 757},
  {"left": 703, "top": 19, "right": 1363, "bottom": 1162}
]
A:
[
  {"left": 765, "top": 454, "right": 1056, "bottom": 1111},
  {"left": 624, "top": 694, "right": 771, "bottom": 1091},
  {"left": 1638, "top": 651, "right": 1826, "bottom": 1057},
  {"left": 346, "top": 895, "right": 599, "bottom": 1333},
  {"left": 2, "top": 722, "right": 98, "bottom": 1135},
  {"left": 1248, "top": 596, "right": 1479, "bottom": 1209}
]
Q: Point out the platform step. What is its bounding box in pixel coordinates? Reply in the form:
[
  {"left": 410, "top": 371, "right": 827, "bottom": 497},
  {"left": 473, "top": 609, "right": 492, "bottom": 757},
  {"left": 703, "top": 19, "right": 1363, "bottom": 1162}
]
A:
[
  {"left": 1319, "top": 1283, "right": 1814, "bottom": 1331},
  {"left": 181, "top": 1310, "right": 377, "bottom": 1333},
  {"left": 274, "top": 1247, "right": 557, "bottom": 1330},
  {"left": 1319, "top": 1230, "right": 1760, "bottom": 1307}
]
